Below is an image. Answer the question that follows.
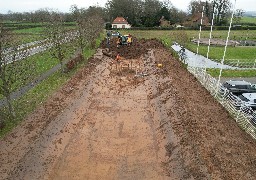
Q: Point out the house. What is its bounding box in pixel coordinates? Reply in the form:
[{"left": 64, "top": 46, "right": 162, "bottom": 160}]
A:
[
  {"left": 183, "top": 13, "right": 210, "bottom": 27},
  {"left": 112, "top": 17, "right": 131, "bottom": 29}
]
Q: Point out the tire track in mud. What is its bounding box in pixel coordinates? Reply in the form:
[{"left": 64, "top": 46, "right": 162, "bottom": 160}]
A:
[
  {"left": 145, "top": 49, "right": 210, "bottom": 179},
  {"left": 48, "top": 52, "right": 172, "bottom": 179},
  {"left": 4, "top": 57, "right": 110, "bottom": 180},
  {"left": 0, "top": 52, "right": 106, "bottom": 179}
]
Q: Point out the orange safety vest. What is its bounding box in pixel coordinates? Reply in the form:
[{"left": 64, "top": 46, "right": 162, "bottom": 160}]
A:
[{"left": 116, "top": 54, "right": 121, "bottom": 61}]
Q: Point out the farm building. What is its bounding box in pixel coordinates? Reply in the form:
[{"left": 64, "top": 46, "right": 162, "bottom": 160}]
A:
[
  {"left": 112, "top": 17, "right": 131, "bottom": 29},
  {"left": 183, "top": 13, "right": 209, "bottom": 27}
]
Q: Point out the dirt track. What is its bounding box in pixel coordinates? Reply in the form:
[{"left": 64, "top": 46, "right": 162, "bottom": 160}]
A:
[{"left": 1, "top": 39, "right": 256, "bottom": 180}]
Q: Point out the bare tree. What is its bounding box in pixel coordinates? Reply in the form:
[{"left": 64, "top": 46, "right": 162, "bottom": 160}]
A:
[
  {"left": 43, "top": 11, "right": 68, "bottom": 72},
  {"left": 169, "top": 7, "right": 188, "bottom": 24},
  {"left": 71, "top": 5, "right": 104, "bottom": 54},
  {"left": 0, "top": 21, "right": 29, "bottom": 120},
  {"left": 83, "top": 14, "right": 104, "bottom": 48},
  {"left": 70, "top": 5, "right": 88, "bottom": 55},
  {"left": 212, "top": 0, "right": 231, "bottom": 25},
  {"left": 188, "top": 0, "right": 205, "bottom": 15},
  {"left": 233, "top": 9, "right": 245, "bottom": 25}
]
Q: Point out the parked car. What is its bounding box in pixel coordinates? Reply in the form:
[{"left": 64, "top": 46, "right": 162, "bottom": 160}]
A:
[
  {"left": 222, "top": 80, "right": 256, "bottom": 96},
  {"left": 238, "top": 93, "right": 256, "bottom": 110}
]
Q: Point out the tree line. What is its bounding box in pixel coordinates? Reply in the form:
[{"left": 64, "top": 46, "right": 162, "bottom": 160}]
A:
[
  {"left": 0, "top": 6, "right": 104, "bottom": 122},
  {"left": 1, "top": 0, "right": 244, "bottom": 27}
]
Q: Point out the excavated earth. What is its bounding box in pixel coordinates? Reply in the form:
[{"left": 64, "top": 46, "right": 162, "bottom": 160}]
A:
[{"left": 1, "top": 38, "right": 256, "bottom": 180}]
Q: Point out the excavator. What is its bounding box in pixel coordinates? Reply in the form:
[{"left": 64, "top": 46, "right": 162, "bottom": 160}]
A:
[
  {"left": 106, "top": 30, "right": 133, "bottom": 46},
  {"left": 117, "top": 34, "right": 132, "bottom": 46}
]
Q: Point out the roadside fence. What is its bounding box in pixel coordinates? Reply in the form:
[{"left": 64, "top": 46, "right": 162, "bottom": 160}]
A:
[{"left": 186, "top": 65, "right": 256, "bottom": 140}]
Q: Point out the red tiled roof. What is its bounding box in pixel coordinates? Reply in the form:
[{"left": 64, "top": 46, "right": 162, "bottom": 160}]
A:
[{"left": 112, "top": 17, "right": 129, "bottom": 24}]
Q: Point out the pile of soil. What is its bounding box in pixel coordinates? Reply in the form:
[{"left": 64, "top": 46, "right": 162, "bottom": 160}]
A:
[{"left": 100, "top": 37, "right": 165, "bottom": 59}]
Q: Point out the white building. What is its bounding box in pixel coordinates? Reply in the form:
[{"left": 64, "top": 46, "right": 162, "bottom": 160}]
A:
[{"left": 112, "top": 17, "right": 131, "bottom": 29}]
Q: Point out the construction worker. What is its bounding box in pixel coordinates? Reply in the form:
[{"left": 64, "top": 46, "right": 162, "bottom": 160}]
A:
[
  {"left": 127, "top": 34, "right": 132, "bottom": 46},
  {"left": 115, "top": 54, "right": 121, "bottom": 62},
  {"left": 106, "top": 37, "right": 110, "bottom": 48},
  {"left": 107, "top": 30, "right": 111, "bottom": 38},
  {"left": 116, "top": 36, "right": 121, "bottom": 48}
]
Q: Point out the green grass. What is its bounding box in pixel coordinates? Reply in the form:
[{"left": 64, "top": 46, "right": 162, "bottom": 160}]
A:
[
  {"left": 0, "top": 71, "right": 70, "bottom": 137},
  {"left": 121, "top": 29, "right": 256, "bottom": 41},
  {"left": 0, "top": 42, "right": 77, "bottom": 100},
  {"left": 240, "top": 17, "right": 256, "bottom": 24},
  {"left": 14, "top": 27, "right": 44, "bottom": 34},
  {"left": 183, "top": 30, "right": 256, "bottom": 41},
  {"left": 120, "top": 29, "right": 256, "bottom": 77},
  {"left": 121, "top": 29, "right": 256, "bottom": 60},
  {"left": 207, "top": 69, "right": 256, "bottom": 77},
  {"left": 14, "top": 24, "right": 76, "bottom": 44},
  {"left": 187, "top": 43, "right": 256, "bottom": 61},
  {"left": 0, "top": 48, "right": 91, "bottom": 137},
  {"left": 0, "top": 33, "right": 104, "bottom": 138}
]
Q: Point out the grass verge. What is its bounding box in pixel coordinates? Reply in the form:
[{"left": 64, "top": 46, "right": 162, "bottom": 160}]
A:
[
  {"left": 0, "top": 34, "right": 104, "bottom": 138},
  {"left": 0, "top": 71, "right": 68, "bottom": 137},
  {"left": 0, "top": 42, "right": 77, "bottom": 100},
  {"left": 207, "top": 69, "right": 256, "bottom": 77},
  {"left": 187, "top": 43, "right": 256, "bottom": 61}
]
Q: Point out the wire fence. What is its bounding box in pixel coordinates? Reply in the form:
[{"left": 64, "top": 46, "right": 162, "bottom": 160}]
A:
[{"left": 186, "top": 65, "right": 256, "bottom": 140}]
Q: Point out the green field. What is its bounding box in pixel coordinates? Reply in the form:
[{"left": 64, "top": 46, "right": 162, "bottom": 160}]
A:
[
  {"left": 187, "top": 44, "right": 256, "bottom": 61},
  {"left": 0, "top": 42, "right": 78, "bottom": 100},
  {"left": 12, "top": 23, "right": 76, "bottom": 44},
  {"left": 121, "top": 29, "right": 256, "bottom": 41},
  {"left": 240, "top": 16, "right": 256, "bottom": 24},
  {"left": 121, "top": 29, "right": 256, "bottom": 63},
  {"left": 121, "top": 29, "right": 256, "bottom": 77},
  {"left": 207, "top": 69, "right": 256, "bottom": 77}
]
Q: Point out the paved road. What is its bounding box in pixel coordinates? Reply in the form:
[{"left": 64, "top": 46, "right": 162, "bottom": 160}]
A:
[
  {"left": 171, "top": 44, "right": 256, "bottom": 85},
  {"left": 171, "top": 44, "right": 236, "bottom": 69},
  {"left": 171, "top": 44, "right": 255, "bottom": 69}
]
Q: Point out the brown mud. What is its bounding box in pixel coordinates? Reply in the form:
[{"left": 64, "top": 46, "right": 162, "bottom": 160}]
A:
[{"left": 0, "top": 38, "right": 256, "bottom": 180}]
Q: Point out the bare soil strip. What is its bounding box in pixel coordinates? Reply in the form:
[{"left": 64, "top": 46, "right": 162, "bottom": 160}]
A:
[{"left": 0, "top": 39, "right": 256, "bottom": 180}]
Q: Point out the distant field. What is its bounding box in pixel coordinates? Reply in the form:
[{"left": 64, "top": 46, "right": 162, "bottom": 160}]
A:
[
  {"left": 6, "top": 22, "right": 76, "bottom": 44},
  {"left": 187, "top": 44, "right": 256, "bottom": 61},
  {"left": 240, "top": 16, "right": 256, "bottom": 24},
  {"left": 207, "top": 69, "right": 256, "bottom": 77},
  {"left": 121, "top": 29, "right": 256, "bottom": 41},
  {"left": 121, "top": 29, "right": 256, "bottom": 60}
]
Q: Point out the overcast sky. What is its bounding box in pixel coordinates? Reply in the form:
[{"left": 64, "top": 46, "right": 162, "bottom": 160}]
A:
[{"left": 0, "top": 0, "right": 255, "bottom": 14}]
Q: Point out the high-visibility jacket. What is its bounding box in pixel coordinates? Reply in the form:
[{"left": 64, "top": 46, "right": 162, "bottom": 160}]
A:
[{"left": 127, "top": 37, "right": 132, "bottom": 43}]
